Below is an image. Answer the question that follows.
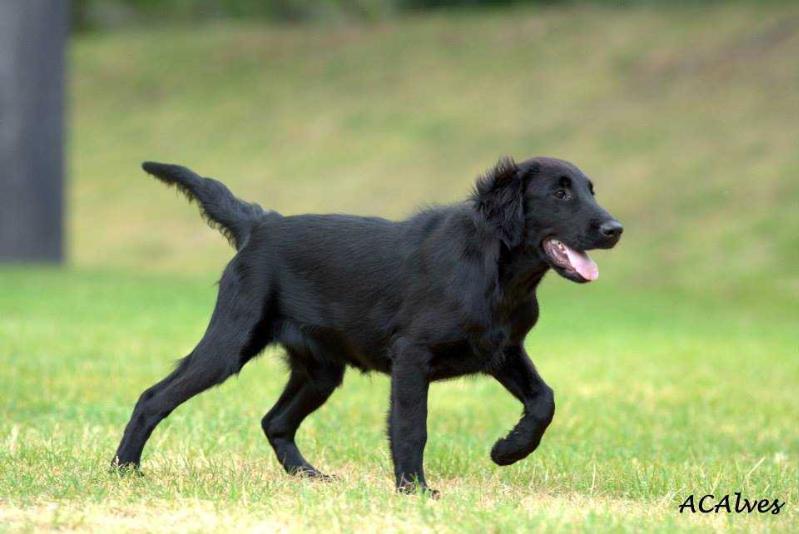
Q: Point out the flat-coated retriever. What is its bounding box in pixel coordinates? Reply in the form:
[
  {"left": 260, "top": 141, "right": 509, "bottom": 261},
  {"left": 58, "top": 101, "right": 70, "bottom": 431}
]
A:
[{"left": 113, "top": 156, "right": 622, "bottom": 495}]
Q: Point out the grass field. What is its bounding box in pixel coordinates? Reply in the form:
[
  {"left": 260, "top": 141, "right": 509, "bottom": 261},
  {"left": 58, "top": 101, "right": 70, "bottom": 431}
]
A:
[
  {"left": 2, "top": 270, "right": 796, "bottom": 531},
  {"left": 2, "top": 2, "right": 799, "bottom": 532}
]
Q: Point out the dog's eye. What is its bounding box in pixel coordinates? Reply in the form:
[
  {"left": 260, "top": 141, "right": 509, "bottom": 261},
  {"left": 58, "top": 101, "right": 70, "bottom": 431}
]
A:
[{"left": 554, "top": 189, "right": 570, "bottom": 200}]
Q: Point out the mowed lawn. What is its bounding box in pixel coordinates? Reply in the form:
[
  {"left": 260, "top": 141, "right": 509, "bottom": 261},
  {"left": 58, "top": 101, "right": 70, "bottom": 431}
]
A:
[
  {"left": 0, "top": 270, "right": 796, "bottom": 531},
  {"left": 2, "top": 1, "right": 799, "bottom": 532}
]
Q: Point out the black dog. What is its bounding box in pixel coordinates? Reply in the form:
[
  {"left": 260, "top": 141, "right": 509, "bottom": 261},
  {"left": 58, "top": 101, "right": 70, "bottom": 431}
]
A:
[{"left": 113, "top": 156, "right": 622, "bottom": 495}]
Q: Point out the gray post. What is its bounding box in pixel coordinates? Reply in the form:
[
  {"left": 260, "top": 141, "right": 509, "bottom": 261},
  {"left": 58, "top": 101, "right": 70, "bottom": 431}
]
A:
[{"left": 0, "top": 1, "right": 68, "bottom": 263}]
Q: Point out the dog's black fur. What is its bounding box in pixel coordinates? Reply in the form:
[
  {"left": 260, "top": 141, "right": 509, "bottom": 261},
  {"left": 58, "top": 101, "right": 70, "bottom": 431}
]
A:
[{"left": 113, "top": 156, "right": 622, "bottom": 494}]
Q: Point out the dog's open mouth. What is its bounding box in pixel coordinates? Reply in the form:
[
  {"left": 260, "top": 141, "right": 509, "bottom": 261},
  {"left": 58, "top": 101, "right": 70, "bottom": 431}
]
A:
[{"left": 542, "top": 238, "right": 599, "bottom": 283}]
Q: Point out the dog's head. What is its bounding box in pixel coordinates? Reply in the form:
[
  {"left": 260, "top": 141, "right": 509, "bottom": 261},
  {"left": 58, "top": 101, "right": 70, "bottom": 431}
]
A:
[{"left": 472, "top": 156, "right": 622, "bottom": 283}]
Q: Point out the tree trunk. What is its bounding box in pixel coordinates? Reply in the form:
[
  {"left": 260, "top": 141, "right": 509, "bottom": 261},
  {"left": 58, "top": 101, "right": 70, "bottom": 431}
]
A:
[{"left": 0, "top": 0, "right": 68, "bottom": 263}]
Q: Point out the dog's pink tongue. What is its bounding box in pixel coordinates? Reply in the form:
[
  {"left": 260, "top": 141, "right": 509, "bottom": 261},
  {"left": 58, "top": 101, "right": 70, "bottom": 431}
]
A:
[{"left": 564, "top": 245, "right": 599, "bottom": 281}]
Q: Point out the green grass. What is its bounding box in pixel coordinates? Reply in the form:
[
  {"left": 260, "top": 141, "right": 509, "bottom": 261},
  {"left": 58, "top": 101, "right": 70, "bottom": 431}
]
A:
[
  {"left": 2, "top": 1, "right": 799, "bottom": 531},
  {"left": 1, "top": 269, "right": 796, "bottom": 531}
]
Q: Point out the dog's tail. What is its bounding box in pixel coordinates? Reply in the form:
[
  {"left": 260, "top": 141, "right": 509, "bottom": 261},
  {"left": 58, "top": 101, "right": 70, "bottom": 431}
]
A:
[{"left": 142, "top": 162, "right": 265, "bottom": 250}]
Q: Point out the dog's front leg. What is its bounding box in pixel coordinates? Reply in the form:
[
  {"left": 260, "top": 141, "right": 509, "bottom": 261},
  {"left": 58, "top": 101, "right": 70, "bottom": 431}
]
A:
[
  {"left": 388, "top": 339, "right": 436, "bottom": 496},
  {"left": 488, "top": 345, "right": 555, "bottom": 466}
]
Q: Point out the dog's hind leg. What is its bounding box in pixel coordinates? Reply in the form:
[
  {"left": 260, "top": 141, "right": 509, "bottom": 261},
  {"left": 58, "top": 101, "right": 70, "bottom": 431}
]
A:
[
  {"left": 112, "top": 265, "right": 273, "bottom": 470},
  {"left": 261, "top": 357, "right": 344, "bottom": 478}
]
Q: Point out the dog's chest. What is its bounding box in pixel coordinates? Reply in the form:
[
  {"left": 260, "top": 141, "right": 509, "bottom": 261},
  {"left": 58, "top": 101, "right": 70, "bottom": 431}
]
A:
[{"left": 427, "top": 311, "right": 536, "bottom": 380}]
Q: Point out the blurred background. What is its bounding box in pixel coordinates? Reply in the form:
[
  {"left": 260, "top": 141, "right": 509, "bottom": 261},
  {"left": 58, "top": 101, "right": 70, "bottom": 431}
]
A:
[
  {"left": 3, "top": 0, "right": 798, "bottom": 300},
  {"left": 74, "top": 1, "right": 799, "bottom": 303},
  {"left": 1, "top": 1, "right": 798, "bottom": 530}
]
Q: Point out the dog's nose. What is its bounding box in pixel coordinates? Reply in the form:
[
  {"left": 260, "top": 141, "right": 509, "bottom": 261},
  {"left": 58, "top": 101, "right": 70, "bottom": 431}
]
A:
[{"left": 599, "top": 220, "right": 623, "bottom": 240}]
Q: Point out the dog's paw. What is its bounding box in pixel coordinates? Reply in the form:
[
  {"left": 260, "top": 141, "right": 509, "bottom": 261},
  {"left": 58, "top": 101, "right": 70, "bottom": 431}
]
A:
[
  {"left": 396, "top": 481, "right": 441, "bottom": 499},
  {"left": 109, "top": 458, "right": 144, "bottom": 477},
  {"left": 290, "top": 465, "right": 336, "bottom": 481},
  {"left": 490, "top": 435, "right": 540, "bottom": 466},
  {"left": 305, "top": 471, "right": 337, "bottom": 482}
]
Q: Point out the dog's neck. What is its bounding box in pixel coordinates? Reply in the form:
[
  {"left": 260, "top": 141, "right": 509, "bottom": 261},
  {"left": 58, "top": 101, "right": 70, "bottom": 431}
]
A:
[
  {"left": 496, "top": 243, "right": 549, "bottom": 299},
  {"left": 468, "top": 208, "right": 549, "bottom": 304}
]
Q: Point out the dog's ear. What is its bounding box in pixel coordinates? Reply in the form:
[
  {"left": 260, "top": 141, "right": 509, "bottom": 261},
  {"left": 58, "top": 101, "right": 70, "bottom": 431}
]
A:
[{"left": 472, "top": 157, "right": 528, "bottom": 249}]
